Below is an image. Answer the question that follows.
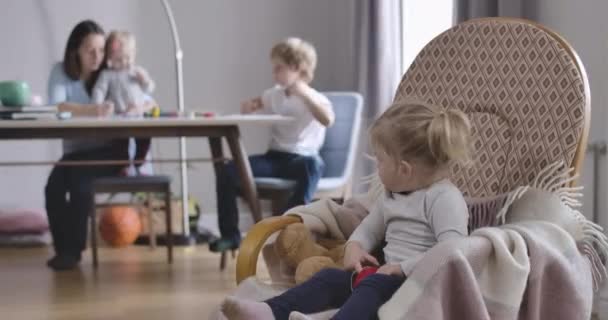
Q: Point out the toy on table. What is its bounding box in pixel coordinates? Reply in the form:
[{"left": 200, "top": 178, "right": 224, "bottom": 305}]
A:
[
  {"left": 186, "top": 111, "right": 216, "bottom": 118},
  {"left": 151, "top": 106, "right": 161, "bottom": 118},
  {"left": 145, "top": 106, "right": 178, "bottom": 118}
]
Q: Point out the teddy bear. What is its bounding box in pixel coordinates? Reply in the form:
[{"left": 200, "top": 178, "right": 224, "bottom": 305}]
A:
[
  {"left": 274, "top": 222, "right": 347, "bottom": 284},
  {"left": 270, "top": 174, "right": 386, "bottom": 285},
  {"left": 272, "top": 194, "right": 381, "bottom": 284}
]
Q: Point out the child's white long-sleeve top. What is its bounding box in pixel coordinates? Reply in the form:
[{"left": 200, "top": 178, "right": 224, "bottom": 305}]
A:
[{"left": 349, "top": 179, "right": 469, "bottom": 276}]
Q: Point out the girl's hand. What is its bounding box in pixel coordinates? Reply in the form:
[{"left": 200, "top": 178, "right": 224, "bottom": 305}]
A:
[
  {"left": 240, "top": 97, "right": 263, "bottom": 114},
  {"left": 97, "top": 102, "right": 114, "bottom": 117},
  {"left": 343, "top": 242, "right": 379, "bottom": 272},
  {"left": 377, "top": 264, "right": 405, "bottom": 278},
  {"left": 133, "top": 67, "right": 150, "bottom": 87}
]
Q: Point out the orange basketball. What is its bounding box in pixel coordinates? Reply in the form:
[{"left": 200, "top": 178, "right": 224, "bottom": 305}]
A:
[{"left": 99, "top": 206, "right": 141, "bottom": 247}]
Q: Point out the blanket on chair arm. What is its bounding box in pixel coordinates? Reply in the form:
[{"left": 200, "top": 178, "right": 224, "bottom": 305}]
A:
[{"left": 377, "top": 221, "right": 592, "bottom": 320}]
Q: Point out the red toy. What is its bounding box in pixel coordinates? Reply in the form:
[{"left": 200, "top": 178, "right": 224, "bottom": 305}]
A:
[{"left": 351, "top": 266, "right": 379, "bottom": 289}]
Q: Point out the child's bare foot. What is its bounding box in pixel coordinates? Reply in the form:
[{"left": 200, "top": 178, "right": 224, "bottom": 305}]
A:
[{"left": 221, "top": 296, "right": 275, "bottom": 320}]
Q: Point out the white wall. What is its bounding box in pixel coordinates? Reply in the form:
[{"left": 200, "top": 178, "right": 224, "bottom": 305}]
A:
[
  {"left": 401, "top": 0, "right": 454, "bottom": 72},
  {"left": 533, "top": 0, "right": 608, "bottom": 317},
  {"left": 0, "top": 0, "right": 358, "bottom": 220}
]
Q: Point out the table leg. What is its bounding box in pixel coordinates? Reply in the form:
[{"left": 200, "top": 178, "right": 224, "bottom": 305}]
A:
[{"left": 225, "top": 128, "right": 262, "bottom": 223}]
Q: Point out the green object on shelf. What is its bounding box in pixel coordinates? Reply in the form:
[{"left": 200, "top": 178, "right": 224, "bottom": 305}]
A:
[{"left": 0, "top": 81, "right": 31, "bottom": 107}]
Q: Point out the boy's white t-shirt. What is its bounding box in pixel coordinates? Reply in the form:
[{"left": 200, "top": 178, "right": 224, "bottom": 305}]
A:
[{"left": 261, "top": 86, "right": 333, "bottom": 156}]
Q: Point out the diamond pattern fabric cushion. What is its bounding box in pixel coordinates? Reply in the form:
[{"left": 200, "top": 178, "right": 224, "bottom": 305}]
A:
[{"left": 394, "top": 18, "right": 588, "bottom": 197}]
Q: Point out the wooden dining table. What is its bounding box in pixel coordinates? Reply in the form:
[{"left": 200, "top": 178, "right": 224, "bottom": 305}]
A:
[{"left": 0, "top": 114, "right": 292, "bottom": 233}]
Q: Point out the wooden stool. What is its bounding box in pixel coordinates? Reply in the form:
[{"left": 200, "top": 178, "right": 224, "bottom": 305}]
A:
[{"left": 90, "top": 176, "right": 173, "bottom": 268}]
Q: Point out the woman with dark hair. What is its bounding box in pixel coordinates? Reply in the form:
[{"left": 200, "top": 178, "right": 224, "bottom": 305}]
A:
[{"left": 45, "top": 20, "right": 129, "bottom": 270}]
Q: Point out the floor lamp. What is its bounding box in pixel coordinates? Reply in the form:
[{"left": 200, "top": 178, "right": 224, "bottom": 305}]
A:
[{"left": 160, "top": 0, "right": 191, "bottom": 240}]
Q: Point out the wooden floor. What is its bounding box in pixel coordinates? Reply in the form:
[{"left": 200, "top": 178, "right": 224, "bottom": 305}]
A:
[{"left": 0, "top": 246, "right": 238, "bottom": 320}]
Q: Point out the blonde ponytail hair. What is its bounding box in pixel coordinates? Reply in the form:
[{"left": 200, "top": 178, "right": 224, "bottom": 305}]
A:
[{"left": 370, "top": 100, "right": 472, "bottom": 168}]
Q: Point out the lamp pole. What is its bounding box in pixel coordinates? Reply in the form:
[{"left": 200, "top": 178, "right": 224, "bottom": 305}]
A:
[{"left": 160, "top": 0, "right": 190, "bottom": 237}]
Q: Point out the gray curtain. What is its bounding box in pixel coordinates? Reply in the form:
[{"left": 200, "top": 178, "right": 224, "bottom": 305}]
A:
[
  {"left": 354, "top": 0, "right": 402, "bottom": 119},
  {"left": 454, "top": 0, "right": 537, "bottom": 22},
  {"left": 352, "top": 0, "right": 403, "bottom": 192}
]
